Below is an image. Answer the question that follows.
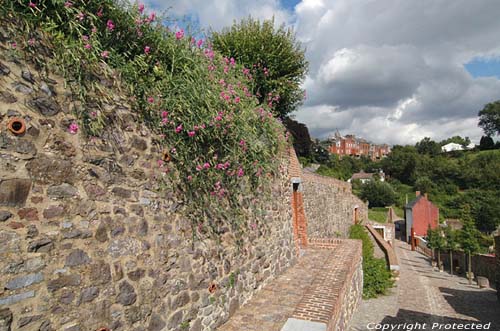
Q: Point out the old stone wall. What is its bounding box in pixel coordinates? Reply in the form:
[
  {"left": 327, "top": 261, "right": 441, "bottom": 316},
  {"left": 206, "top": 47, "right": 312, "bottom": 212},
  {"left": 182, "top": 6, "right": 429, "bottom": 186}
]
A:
[
  {"left": 0, "top": 56, "right": 296, "bottom": 330},
  {"left": 440, "top": 251, "right": 496, "bottom": 289},
  {"left": 495, "top": 236, "right": 499, "bottom": 300},
  {"left": 301, "top": 171, "right": 368, "bottom": 239}
]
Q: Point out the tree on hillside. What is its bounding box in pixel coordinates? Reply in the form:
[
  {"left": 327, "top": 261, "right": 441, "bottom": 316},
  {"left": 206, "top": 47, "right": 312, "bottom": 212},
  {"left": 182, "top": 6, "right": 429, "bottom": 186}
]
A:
[
  {"left": 210, "top": 17, "right": 308, "bottom": 119},
  {"left": 478, "top": 100, "right": 500, "bottom": 137},
  {"left": 381, "top": 145, "right": 418, "bottom": 184},
  {"left": 416, "top": 137, "right": 441, "bottom": 156},
  {"left": 458, "top": 205, "right": 480, "bottom": 285},
  {"left": 413, "top": 176, "right": 435, "bottom": 194},
  {"left": 359, "top": 181, "right": 397, "bottom": 207},
  {"left": 479, "top": 135, "right": 495, "bottom": 150}
]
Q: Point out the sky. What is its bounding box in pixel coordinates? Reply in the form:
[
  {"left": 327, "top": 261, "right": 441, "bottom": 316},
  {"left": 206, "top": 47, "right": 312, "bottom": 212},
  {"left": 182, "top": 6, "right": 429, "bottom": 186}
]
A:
[{"left": 145, "top": 0, "right": 500, "bottom": 145}]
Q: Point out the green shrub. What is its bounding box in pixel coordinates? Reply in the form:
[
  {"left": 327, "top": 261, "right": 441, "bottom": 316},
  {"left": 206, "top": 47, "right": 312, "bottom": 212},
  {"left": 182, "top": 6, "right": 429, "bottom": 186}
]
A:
[
  {"left": 359, "top": 181, "right": 397, "bottom": 207},
  {"left": 349, "top": 224, "right": 394, "bottom": 299}
]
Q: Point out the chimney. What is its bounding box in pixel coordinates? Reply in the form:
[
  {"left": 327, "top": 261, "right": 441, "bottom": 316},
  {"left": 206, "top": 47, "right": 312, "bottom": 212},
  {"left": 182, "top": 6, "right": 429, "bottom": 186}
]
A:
[
  {"left": 424, "top": 193, "right": 428, "bottom": 199},
  {"left": 416, "top": 191, "right": 420, "bottom": 197}
]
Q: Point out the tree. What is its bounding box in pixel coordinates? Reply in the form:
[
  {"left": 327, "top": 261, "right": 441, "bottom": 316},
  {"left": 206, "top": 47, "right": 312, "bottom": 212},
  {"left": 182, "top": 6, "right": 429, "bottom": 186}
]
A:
[
  {"left": 479, "top": 135, "right": 495, "bottom": 150},
  {"left": 443, "top": 226, "right": 459, "bottom": 275},
  {"left": 427, "top": 227, "right": 445, "bottom": 271},
  {"left": 413, "top": 176, "right": 435, "bottom": 194},
  {"left": 478, "top": 100, "right": 500, "bottom": 137},
  {"left": 416, "top": 137, "right": 441, "bottom": 156},
  {"left": 359, "top": 181, "right": 397, "bottom": 207},
  {"left": 458, "top": 205, "right": 480, "bottom": 285},
  {"left": 283, "top": 118, "right": 312, "bottom": 158},
  {"left": 381, "top": 145, "right": 418, "bottom": 185},
  {"left": 211, "top": 17, "right": 308, "bottom": 119}
]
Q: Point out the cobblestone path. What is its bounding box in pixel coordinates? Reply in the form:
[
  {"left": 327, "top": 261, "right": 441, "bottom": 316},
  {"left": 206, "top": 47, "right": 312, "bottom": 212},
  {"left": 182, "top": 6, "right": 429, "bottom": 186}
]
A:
[{"left": 349, "top": 240, "right": 500, "bottom": 330}]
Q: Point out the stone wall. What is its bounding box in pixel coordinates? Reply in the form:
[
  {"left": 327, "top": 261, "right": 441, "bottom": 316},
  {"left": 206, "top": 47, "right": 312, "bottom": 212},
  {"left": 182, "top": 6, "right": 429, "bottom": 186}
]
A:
[
  {"left": 495, "top": 236, "right": 499, "bottom": 300},
  {"left": 0, "top": 55, "right": 296, "bottom": 330},
  {"left": 301, "top": 171, "right": 368, "bottom": 239},
  {"left": 440, "top": 251, "right": 496, "bottom": 289}
]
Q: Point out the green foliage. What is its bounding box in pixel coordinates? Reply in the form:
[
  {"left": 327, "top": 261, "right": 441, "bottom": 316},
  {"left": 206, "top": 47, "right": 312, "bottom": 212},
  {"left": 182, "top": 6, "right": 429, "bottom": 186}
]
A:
[
  {"left": 413, "top": 176, "right": 435, "bottom": 194},
  {"left": 443, "top": 226, "right": 459, "bottom": 251},
  {"left": 211, "top": 17, "right": 308, "bottom": 119},
  {"left": 382, "top": 145, "right": 418, "bottom": 185},
  {"left": 416, "top": 137, "right": 441, "bottom": 156},
  {"left": 426, "top": 227, "right": 445, "bottom": 251},
  {"left": 478, "top": 100, "right": 500, "bottom": 137},
  {"left": 349, "top": 224, "right": 394, "bottom": 298},
  {"left": 359, "top": 181, "right": 397, "bottom": 208},
  {"left": 458, "top": 205, "right": 480, "bottom": 255},
  {"left": 2, "top": 0, "right": 288, "bottom": 235},
  {"left": 368, "top": 208, "right": 387, "bottom": 223},
  {"left": 479, "top": 135, "right": 495, "bottom": 150}
]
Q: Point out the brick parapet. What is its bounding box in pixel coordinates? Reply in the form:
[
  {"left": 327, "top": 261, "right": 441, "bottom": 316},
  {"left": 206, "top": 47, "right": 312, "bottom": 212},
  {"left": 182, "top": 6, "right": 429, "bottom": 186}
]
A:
[
  {"left": 291, "top": 240, "right": 363, "bottom": 330},
  {"left": 365, "top": 224, "right": 400, "bottom": 272}
]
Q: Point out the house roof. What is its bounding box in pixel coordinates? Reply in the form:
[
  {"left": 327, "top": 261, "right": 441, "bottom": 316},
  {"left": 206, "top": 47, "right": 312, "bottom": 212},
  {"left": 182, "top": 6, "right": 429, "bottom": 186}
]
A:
[
  {"left": 405, "top": 195, "right": 424, "bottom": 209},
  {"left": 351, "top": 171, "right": 374, "bottom": 180}
]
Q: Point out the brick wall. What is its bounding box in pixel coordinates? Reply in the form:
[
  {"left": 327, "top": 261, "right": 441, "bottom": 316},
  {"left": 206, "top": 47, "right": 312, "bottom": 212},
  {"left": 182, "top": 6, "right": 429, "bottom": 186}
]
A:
[{"left": 301, "top": 171, "right": 368, "bottom": 239}]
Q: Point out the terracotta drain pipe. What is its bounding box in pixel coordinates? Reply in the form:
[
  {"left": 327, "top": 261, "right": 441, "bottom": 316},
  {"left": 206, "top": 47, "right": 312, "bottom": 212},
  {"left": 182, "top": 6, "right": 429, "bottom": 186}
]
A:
[{"left": 7, "top": 117, "right": 26, "bottom": 135}]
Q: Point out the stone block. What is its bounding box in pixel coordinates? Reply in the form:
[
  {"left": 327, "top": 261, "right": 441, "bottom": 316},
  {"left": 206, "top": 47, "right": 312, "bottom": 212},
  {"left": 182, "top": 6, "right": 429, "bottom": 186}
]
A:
[
  {"left": 0, "top": 308, "right": 13, "bottom": 331},
  {"left": 0, "top": 291, "right": 35, "bottom": 306},
  {"left": 47, "top": 183, "right": 79, "bottom": 199},
  {"left": 5, "top": 273, "right": 44, "bottom": 290},
  {"left": 65, "top": 249, "right": 91, "bottom": 267},
  {"left": 0, "top": 179, "right": 31, "bottom": 207}
]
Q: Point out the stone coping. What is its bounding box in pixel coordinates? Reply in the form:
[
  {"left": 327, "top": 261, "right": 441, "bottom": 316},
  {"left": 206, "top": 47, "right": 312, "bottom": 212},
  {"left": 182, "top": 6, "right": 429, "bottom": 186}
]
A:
[{"left": 365, "top": 224, "right": 400, "bottom": 271}]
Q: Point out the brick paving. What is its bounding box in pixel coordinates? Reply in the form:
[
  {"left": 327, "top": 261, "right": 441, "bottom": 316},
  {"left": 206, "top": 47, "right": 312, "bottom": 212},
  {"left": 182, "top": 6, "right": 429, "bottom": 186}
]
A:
[
  {"left": 349, "top": 240, "right": 500, "bottom": 330},
  {"left": 218, "top": 240, "right": 361, "bottom": 331}
]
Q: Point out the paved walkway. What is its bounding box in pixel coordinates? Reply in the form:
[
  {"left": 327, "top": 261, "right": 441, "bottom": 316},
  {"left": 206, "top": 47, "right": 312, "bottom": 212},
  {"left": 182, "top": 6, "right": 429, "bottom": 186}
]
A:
[{"left": 349, "top": 240, "right": 500, "bottom": 330}]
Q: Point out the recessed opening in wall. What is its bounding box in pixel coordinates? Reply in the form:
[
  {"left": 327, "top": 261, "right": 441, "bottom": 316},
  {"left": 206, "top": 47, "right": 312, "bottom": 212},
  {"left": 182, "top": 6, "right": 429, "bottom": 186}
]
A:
[
  {"left": 292, "top": 182, "right": 299, "bottom": 192},
  {"left": 7, "top": 117, "right": 26, "bottom": 135}
]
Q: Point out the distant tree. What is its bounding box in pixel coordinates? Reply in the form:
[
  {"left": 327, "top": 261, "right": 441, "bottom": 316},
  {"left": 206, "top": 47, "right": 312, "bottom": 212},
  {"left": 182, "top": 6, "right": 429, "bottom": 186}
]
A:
[
  {"left": 413, "top": 176, "right": 435, "bottom": 194},
  {"left": 478, "top": 100, "right": 500, "bottom": 137},
  {"left": 283, "top": 118, "right": 312, "bottom": 158},
  {"left": 381, "top": 145, "right": 418, "bottom": 184},
  {"left": 359, "top": 181, "right": 397, "bottom": 207},
  {"left": 458, "top": 205, "right": 480, "bottom": 284},
  {"left": 211, "top": 17, "right": 308, "bottom": 119},
  {"left": 416, "top": 137, "right": 441, "bottom": 156},
  {"left": 443, "top": 226, "right": 459, "bottom": 275},
  {"left": 479, "top": 135, "right": 495, "bottom": 150},
  {"left": 311, "top": 140, "right": 330, "bottom": 164},
  {"left": 427, "top": 227, "right": 446, "bottom": 271}
]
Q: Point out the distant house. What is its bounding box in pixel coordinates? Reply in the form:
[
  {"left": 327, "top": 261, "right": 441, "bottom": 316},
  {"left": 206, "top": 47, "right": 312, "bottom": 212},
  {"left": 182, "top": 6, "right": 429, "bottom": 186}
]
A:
[
  {"left": 441, "top": 142, "right": 464, "bottom": 152},
  {"left": 444, "top": 219, "right": 463, "bottom": 231},
  {"left": 404, "top": 191, "right": 439, "bottom": 242},
  {"left": 348, "top": 170, "right": 385, "bottom": 184}
]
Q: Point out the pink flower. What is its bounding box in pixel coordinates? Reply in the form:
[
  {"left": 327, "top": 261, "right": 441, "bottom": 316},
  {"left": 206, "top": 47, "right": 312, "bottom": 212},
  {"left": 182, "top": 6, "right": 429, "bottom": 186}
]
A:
[
  {"left": 196, "top": 165, "right": 203, "bottom": 171},
  {"left": 10, "top": 42, "right": 17, "bottom": 49},
  {"left": 91, "top": 27, "right": 97, "bottom": 34},
  {"left": 157, "top": 159, "right": 164, "bottom": 167},
  {"left": 64, "top": 1, "right": 73, "bottom": 7},
  {"left": 28, "top": 38, "right": 35, "bottom": 46},
  {"left": 97, "top": 7, "right": 103, "bottom": 17},
  {"left": 82, "top": 35, "right": 89, "bottom": 41},
  {"left": 197, "top": 39, "right": 203, "bottom": 48},
  {"left": 148, "top": 12, "right": 156, "bottom": 22},
  {"left": 84, "top": 43, "right": 92, "bottom": 50},
  {"left": 106, "top": 20, "right": 115, "bottom": 31},
  {"left": 187, "top": 175, "right": 193, "bottom": 181},
  {"left": 237, "top": 168, "right": 244, "bottom": 177},
  {"left": 170, "top": 148, "right": 176, "bottom": 154},
  {"left": 138, "top": 3, "right": 145, "bottom": 14},
  {"left": 144, "top": 46, "right": 151, "bottom": 54},
  {"left": 68, "top": 123, "right": 79, "bottom": 134},
  {"left": 215, "top": 115, "right": 222, "bottom": 121},
  {"left": 175, "top": 29, "right": 184, "bottom": 40},
  {"left": 230, "top": 57, "right": 235, "bottom": 66},
  {"left": 234, "top": 97, "right": 240, "bottom": 104},
  {"left": 101, "top": 50, "right": 109, "bottom": 58},
  {"left": 28, "top": 1, "right": 36, "bottom": 8},
  {"left": 147, "top": 96, "right": 154, "bottom": 103},
  {"left": 90, "top": 111, "right": 97, "bottom": 117},
  {"left": 161, "top": 111, "right": 168, "bottom": 118},
  {"left": 203, "top": 163, "right": 210, "bottom": 169},
  {"left": 188, "top": 131, "right": 195, "bottom": 137},
  {"left": 239, "top": 139, "right": 246, "bottom": 147},
  {"left": 175, "top": 125, "right": 183, "bottom": 133},
  {"left": 76, "top": 12, "right": 85, "bottom": 21}
]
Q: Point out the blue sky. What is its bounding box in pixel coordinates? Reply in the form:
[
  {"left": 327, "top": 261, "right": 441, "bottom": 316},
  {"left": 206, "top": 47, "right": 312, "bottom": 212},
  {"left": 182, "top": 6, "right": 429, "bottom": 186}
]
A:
[{"left": 465, "top": 58, "right": 500, "bottom": 79}]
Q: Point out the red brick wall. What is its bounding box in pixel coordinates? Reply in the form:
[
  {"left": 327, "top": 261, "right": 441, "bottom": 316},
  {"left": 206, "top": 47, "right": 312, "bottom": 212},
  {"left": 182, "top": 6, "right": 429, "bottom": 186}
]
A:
[
  {"left": 292, "top": 190, "right": 308, "bottom": 249},
  {"left": 412, "top": 197, "right": 439, "bottom": 236}
]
